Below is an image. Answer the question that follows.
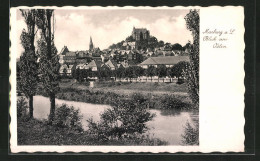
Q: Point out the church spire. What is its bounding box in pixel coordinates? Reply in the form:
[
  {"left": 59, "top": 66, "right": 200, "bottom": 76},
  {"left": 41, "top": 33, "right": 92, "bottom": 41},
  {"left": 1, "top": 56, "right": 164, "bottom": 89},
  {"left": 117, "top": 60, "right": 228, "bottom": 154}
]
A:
[{"left": 89, "top": 36, "right": 94, "bottom": 51}]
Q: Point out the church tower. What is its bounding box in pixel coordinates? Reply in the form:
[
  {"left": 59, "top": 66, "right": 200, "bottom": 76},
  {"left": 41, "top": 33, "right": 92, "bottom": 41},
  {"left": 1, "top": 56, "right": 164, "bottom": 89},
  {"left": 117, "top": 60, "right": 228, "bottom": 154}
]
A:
[{"left": 89, "top": 36, "right": 94, "bottom": 51}]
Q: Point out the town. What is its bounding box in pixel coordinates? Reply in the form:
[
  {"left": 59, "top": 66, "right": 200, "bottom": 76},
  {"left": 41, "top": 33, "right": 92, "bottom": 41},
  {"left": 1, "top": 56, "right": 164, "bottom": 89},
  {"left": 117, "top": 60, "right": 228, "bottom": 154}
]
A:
[
  {"left": 58, "top": 27, "right": 191, "bottom": 83},
  {"left": 16, "top": 9, "right": 199, "bottom": 146}
]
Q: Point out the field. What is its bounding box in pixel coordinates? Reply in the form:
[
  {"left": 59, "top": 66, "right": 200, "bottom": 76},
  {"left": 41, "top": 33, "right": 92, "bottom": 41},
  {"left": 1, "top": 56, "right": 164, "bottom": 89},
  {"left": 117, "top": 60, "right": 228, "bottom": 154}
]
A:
[{"left": 59, "top": 79, "right": 189, "bottom": 96}]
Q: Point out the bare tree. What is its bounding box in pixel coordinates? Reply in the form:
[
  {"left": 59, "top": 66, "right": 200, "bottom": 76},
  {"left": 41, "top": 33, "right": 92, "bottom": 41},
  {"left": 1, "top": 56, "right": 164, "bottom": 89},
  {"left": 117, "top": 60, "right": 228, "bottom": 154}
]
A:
[
  {"left": 19, "top": 9, "right": 38, "bottom": 119},
  {"left": 35, "top": 9, "right": 60, "bottom": 123}
]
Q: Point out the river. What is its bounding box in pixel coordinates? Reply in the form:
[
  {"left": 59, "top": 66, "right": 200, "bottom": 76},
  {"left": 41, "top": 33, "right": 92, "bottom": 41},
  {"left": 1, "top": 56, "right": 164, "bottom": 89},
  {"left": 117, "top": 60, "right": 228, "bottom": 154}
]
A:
[{"left": 31, "top": 95, "right": 198, "bottom": 145}]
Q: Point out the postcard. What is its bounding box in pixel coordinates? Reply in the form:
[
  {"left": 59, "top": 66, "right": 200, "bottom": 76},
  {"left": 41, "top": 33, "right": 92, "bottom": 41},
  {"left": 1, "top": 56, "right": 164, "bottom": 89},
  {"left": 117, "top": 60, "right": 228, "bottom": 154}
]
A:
[{"left": 9, "top": 6, "right": 244, "bottom": 153}]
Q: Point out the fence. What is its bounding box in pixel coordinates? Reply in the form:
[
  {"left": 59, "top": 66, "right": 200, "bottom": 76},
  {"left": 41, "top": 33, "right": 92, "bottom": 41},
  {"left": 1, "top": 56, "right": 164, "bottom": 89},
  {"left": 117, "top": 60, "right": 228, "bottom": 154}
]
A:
[{"left": 115, "top": 77, "right": 178, "bottom": 83}]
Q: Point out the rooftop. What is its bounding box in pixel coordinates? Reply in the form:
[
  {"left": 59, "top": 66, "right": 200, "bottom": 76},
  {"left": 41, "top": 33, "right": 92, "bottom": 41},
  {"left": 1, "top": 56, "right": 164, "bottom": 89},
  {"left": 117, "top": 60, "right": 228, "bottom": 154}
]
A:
[{"left": 139, "top": 56, "right": 189, "bottom": 66}]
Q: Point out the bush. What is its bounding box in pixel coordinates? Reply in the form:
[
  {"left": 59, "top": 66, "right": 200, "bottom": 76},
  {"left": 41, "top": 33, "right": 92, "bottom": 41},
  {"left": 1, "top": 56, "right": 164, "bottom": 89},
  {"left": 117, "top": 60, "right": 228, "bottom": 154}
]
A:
[
  {"left": 87, "top": 99, "right": 155, "bottom": 141},
  {"left": 17, "top": 97, "right": 29, "bottom": 119},
  {"left": 52, "top": 104, "right": 83, "bottom": 132},
  {"left": 159, "top": 95, "right": 190, "bottom": 109},
  {"left": 131, "top": 93, "right": 147, "bottom": 104},
  {"left": 181, "top": 121, "right": 199, "bottom": 145}
]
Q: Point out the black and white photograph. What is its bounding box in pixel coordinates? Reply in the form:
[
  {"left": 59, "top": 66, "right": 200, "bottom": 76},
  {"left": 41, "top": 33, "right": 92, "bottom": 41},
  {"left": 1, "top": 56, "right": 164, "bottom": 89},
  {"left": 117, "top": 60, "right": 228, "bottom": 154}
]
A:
[
  {"left": 14, "top": 8, "right": 199, "bottom": 146},
  {"left": 10, "top": 6, "right": 245, "bottom": 153}
]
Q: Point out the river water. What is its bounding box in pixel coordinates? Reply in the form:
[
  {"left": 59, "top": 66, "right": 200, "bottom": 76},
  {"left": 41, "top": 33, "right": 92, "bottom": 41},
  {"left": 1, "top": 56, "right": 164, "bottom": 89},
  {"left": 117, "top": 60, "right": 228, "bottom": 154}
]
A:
[{"left": 31, "top": 95, "right": 198, "bottom": 145}]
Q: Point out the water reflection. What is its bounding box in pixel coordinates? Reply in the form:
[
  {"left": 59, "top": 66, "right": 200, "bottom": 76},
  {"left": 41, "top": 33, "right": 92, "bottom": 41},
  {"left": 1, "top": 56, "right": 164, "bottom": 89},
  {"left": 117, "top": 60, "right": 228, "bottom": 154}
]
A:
[{"left": 27, "top": 95, "right": 199, "bottom": 145}]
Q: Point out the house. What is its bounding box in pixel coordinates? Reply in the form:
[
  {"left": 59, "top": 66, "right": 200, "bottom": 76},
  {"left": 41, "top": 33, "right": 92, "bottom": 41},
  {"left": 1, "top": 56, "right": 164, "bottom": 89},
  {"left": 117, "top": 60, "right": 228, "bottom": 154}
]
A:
[
  {"left": 139, "top": 56, "right": 189, "bottom": 69},
  {"left": 67, "top": 65, "right": 75, "bottom": 75},
  {"left": 59, "top": 64, "right": 68, "bottom": 75},
  {"left": 60, "top": 46, "right": 69, "bottom": 55},
  {"left": 63, "top": 52, "right": 77, "bottom": 64},
  {"left": 120, "top": 61, "right": 129, "bottom": 68},
  {"left": 85, "top": 60, "right": 103, "bottom": 71},
  {"left": 105, "top": 59, "right": 118, "bottom": 70},
  {"left": 76, "top": 63, "right": 88, "bottom": 70}
]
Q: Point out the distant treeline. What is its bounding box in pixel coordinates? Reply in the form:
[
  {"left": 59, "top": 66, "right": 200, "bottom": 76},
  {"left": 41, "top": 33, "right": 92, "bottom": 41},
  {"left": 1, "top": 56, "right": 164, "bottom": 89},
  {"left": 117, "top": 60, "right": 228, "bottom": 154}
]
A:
[{"left": 64, "top": 61, "right": 189, "bottom": 82}]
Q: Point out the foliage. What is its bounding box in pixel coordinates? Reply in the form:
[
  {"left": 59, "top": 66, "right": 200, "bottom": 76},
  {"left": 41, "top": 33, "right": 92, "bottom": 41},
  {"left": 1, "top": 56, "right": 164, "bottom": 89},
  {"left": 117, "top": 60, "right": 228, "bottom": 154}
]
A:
[
  {"left": 17, "top": 116, "right": 166, "bottom": 145},
  {"left": 158, "top": 40, "right": 164, "bottom": 47},
  {"left": 159, "top": 95, "right": 190, "bottom": 109},
  {"left": 115, "top": 65, "right": 125, "bottom": 79},
  {"left": 171, "top": 61, "right": 190, "bottom": 79},
  {"left": 181, "top": 121, "right": 199, "bottom": 145},
  {"left": 157, "top": 65, "right": 167, "bottom": 78},
  {"left": 125, "top": 35, "right": 134, "bottom": 42},
  {"left": 36, "top": 9, "right": 60, "bottom": 122},
  {"left": 99, "top": 65, "right": 112, "bottom": 80},
  {"left": 18, "top": 9, "right": 38, "bottom": 118},
  {"left": 87, "top": 99, "right": 155, "bottom": 141},
  {"left": 17, "top": 97, "right": 29, "bottom": 119},
  {"left": 171, "top": 43, "right": 183, "bottom": 51},
  {"left": 52, "top": 104, "right": 83, "bottom": 131},
  {"left": 146, "top": 66, "right": 157, "bottom": 78},
  {"left": 184, "top": 9, "right": 200, "bottom": 107}
]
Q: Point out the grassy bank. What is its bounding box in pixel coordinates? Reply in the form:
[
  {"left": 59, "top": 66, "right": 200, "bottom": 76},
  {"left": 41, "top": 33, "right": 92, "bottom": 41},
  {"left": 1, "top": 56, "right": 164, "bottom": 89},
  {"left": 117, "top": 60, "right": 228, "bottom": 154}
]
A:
[
  {"left": 17, "top": 98, "right": 167, "bottom": 146},
  {"left": 37, "top": 79, "right": 194, "bottom": 110},
  {"left": 59, "top": 79, "right": 189, "bottom": 96},
  {"left": 37, "top": 87, "right": 192, "bottom": 110},
  {"left": 17, "top": 118, "right": 167, "bottom": 145}
]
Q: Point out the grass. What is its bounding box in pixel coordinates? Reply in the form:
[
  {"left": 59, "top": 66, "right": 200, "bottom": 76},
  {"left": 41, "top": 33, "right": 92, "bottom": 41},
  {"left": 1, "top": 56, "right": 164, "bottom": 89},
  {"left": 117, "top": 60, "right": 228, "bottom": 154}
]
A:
[
  {"left": 59, "top": 79, "right": 189, "bottom": 96},
  {"left": 35, "top": 79, "right": 193, "bottom": 110}
]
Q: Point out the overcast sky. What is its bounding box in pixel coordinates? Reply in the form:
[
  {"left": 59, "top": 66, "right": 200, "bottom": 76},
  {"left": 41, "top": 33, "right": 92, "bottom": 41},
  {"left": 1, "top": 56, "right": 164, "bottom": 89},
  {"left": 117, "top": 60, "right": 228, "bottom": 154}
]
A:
[{"left": 16, "top": 8, "right": 193, "bottom": 58}]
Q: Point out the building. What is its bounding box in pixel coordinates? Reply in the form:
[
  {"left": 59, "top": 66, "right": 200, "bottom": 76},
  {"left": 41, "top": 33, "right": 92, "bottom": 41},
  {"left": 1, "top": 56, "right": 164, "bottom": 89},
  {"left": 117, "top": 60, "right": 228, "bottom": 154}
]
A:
[
  {"left": 89, "top": 36, "right": 94, "bottom": 51},
  {"left": 105, "top": 59, "right": 118, "bottom": 70},
  {"left": 63, "top": 52, "right": 77, "bottom": 64},
  {"left": 59, "top": 64, "right": 75, "bottom": 76},
  {"left": 85, "top": 60, "right": 103, "bottom": 71},
  {"left": 132, "top": 27, "right": 150, "bottom": 41},
  {"left": 139, "top": 56, "right": 189, "bottom": 69}
]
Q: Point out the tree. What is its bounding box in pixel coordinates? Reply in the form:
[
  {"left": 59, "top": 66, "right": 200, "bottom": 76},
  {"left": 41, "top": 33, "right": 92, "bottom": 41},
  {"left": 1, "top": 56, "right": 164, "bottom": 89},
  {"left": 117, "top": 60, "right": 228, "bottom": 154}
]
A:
[
  {"left": 158, "top": 40, "right": 164, "bottom": 47},
  {"left": 134, "top": 66, "right": 145, "bottom": 77},
  {"left": 172, "top": 43, "right": 183, "bottom": 51},
  {"left": 87, "top": 99, "right": 155, "bottom": 141},
  {"left": 157, "top": 65, "right": 167, "bottom": 78},
  {"left": 18, "top": 9, "right": 38, "bottom": 119},
  {"left": 184, "top": 9, "right": 200, "bottom": 107},
  {"left": 78, "top": 69, "right": 85, "bottom": 82},
  {"left": 99, "top": 65, "right": 112, "bottom": 80},
  {"left": 116, "top": 65, "right": 125, "bottom": 80},
  {"left": 183, "top": 42, "right": 192, "bottom": 51},
  {"left": 146, "top": 66, "right": 157, "bottom": 81},
  {"left": 125, "top": 36, "right": 134, "bottom": 42},
  {"left": 171, "top": 61, "right": 190, "bottom": 82},
  {"left": 36, "top": 9, "right": 60, "bottom": 123},
  {"left": 125, "top": 66, "right": 136, "bottom": 82},
  {"left": 74, "top": 68, "right": 80, "bottom": 81}
]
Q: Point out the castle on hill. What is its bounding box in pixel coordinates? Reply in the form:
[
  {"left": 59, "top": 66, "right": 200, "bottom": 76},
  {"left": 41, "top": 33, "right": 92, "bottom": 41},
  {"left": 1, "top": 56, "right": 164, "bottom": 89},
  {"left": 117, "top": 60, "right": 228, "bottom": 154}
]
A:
[
  {"left": 132, "top": 27, "right": 150, "bottom": 41},
  {"left": 123, "top": 27, "right": 150, "bottom": 50}
]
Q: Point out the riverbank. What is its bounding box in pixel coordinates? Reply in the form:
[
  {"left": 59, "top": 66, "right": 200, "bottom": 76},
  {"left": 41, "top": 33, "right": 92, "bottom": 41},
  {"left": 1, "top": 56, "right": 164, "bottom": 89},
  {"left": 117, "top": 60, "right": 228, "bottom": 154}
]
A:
[
  {"left": 37, "top": 79, "right": 194, "bottom": 110},
  {"left": 59, "top": 79, "right": 190, "bottom": 96},
  {"left": 17, "top": 117, "right": 167, "bottom": 145}
]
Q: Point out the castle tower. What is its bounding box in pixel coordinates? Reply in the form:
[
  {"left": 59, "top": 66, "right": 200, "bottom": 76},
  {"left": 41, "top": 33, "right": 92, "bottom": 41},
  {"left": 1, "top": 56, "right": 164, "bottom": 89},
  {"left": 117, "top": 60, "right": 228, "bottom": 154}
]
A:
[{"left": 89, "top": 36, "right": 94, "bottom": 51}]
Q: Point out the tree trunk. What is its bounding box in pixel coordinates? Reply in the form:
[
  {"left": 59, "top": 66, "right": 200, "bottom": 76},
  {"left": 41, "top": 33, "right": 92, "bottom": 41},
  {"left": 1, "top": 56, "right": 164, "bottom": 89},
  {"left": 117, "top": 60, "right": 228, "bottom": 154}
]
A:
[
  {"left": 29, "top": 95, "right": 33, "bottom": 119},
  {"left": 49, "top": 93, "right": 55, "bottom": 123}
]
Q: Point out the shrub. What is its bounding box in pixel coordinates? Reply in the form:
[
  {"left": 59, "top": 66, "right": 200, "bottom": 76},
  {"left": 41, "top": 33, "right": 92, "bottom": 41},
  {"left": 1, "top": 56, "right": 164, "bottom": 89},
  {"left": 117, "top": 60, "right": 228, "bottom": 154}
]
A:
[
  {"left": 17, "top": 97, "right": 29, "bottom": 119},
  {"left": 52, "top": 104, "right": 83, "bottom": 132},
  {"left": 159, "top": 95, "right": 190, "bottom": 109},
  {"left": 87, "top": 99, "right": 155, "bottom": 141},
  {"left": 181, "top": 121, "right": 199, "bottom": 145},
  {"left": 131, "top": 93, "right": 147, "bottom": 104}
]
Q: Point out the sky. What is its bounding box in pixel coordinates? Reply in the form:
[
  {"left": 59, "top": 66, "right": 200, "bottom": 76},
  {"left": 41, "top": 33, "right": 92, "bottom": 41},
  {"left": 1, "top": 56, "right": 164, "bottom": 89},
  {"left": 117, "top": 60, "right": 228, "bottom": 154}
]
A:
[{"left": 16, "top": 8, "right": 193, "bottom": 58}]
